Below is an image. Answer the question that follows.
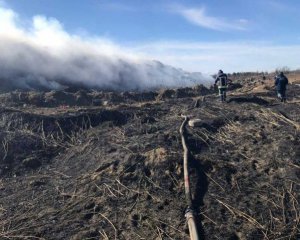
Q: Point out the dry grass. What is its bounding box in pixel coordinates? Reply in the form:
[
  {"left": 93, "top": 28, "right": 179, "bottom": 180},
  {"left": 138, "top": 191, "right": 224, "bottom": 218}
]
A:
[{"left": 257, "top": 108, "right": 300, "bottom": 131}]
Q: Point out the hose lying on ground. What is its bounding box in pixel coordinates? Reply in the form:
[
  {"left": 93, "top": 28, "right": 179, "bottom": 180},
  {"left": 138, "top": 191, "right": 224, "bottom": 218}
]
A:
[{"left": 180, "top": 115, "right": 200, "bottom": 240}]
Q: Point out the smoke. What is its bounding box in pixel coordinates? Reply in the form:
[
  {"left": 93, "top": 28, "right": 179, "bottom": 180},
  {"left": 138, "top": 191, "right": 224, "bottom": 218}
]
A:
[{"left": 0, "top": 5, "right": 213, "bottom": 91}]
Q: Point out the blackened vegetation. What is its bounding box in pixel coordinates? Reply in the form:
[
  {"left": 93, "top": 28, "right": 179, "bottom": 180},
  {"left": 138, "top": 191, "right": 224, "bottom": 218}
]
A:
[
  {"left": 0, "top": 79, "right": 299, "bottom": 239},
  {"left": 0, "top": 108, "right": 128, "bottom": 176},
  {"left": 0, "top": 84, "right": 211, "bottom": 108},
  {"left": 228, "top": 96, "right": 269, "bottom": 105}
]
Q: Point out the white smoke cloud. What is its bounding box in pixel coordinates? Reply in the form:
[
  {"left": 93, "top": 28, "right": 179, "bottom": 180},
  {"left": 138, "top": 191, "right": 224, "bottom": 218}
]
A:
[{"left": 0, "top": 5, "right": 213, "bottom": 91}]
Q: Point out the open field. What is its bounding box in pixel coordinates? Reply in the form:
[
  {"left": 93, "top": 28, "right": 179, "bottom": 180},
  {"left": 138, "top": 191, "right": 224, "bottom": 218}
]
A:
[{"left": 0, "top": 76, "right": 299, "bottom": 239}]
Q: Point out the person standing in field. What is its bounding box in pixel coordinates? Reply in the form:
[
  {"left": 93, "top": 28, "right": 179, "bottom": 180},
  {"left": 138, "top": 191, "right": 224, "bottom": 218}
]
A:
[
  {"left": 274, "top": 72, "right": 289, "bottom": 102},
  {"left": 214, "top": 70, "right": 229, "bottom": 102}
]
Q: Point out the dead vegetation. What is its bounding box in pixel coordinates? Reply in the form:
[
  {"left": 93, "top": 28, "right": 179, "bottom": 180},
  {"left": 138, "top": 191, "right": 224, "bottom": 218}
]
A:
[{"left": 0, "top": 77, "right": 299, "bottom": 239}]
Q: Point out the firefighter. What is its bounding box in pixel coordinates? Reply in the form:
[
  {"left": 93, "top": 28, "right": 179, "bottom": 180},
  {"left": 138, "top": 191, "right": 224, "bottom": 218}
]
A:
[
  {"left": 214, "top": 70, "right": 229, "bottom": 102},
  {"left": 274, "top": 72, "right": 289, "bottom": 102}
]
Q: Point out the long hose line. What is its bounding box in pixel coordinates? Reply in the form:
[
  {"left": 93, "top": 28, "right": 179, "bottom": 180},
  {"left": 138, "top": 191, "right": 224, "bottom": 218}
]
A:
[{"left": 180, "top": 115, "right": 200, "bottom": 240}]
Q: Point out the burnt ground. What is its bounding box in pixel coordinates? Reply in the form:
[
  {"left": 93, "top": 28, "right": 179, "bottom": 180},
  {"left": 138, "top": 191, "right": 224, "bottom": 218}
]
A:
[{"left": 0, "top": 79, "right": 299, "bottom": 240}]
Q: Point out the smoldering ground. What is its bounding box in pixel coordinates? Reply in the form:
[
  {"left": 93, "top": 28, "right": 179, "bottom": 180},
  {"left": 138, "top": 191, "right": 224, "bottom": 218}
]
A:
[{"left": 0, "top": 6, "right": 213, "bottom": 92}]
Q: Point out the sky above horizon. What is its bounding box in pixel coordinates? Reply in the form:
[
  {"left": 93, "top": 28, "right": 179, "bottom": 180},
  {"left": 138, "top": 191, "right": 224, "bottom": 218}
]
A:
[{"left": 1, "top": 0, "right": 300, "bottom": 73}]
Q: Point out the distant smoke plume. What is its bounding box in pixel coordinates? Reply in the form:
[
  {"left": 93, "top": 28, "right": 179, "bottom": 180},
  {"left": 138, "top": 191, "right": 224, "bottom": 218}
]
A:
[{"left": 0, "top": 6, "right": 213, "bottom": 91}]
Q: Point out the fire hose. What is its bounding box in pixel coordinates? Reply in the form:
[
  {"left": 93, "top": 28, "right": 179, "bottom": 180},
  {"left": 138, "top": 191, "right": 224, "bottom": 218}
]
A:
[{"left": 180, "top": 115, "right": 200, "bottom": 240}]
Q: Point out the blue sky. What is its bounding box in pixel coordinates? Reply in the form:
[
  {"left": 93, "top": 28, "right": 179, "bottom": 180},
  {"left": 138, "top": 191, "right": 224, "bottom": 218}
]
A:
[{"left": 1, "top": 0, "right": 300, "bottom": 73}]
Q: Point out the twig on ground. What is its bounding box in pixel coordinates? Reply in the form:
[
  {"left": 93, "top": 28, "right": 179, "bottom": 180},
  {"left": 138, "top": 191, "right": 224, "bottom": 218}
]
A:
[{"left": 99, "top": 213, "right": 117, "bottom": 240}]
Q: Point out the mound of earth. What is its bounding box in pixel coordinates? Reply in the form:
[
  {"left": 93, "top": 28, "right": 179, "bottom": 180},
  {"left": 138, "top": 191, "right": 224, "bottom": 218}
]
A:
[{"left": 0, "top": 79, "right": 299, "bottom": 239}]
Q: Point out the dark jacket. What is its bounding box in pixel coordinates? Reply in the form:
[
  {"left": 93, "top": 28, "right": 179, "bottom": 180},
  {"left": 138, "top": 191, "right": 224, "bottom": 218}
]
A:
[
  {"left": 275, "top": 75, "right": 288, "bottom": 91},
  {"left": 215, "top": 73, "right": 228, "bottom": 87}
]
